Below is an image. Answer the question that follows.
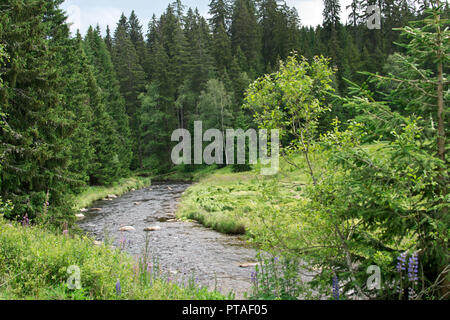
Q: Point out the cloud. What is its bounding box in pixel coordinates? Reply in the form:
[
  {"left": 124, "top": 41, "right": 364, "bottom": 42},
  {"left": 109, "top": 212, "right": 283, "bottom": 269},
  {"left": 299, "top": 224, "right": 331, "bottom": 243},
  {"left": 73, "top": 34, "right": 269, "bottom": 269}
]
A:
[
  {"left": 63, "top": 5, "right": 123, "bottom": 36},
  {"left": 286, "top": 0, "right": 354, "bottom": 27}
]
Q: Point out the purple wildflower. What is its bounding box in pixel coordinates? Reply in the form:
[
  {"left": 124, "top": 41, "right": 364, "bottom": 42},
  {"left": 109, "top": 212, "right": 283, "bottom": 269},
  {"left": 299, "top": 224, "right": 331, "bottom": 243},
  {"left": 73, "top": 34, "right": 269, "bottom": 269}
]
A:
[
  {"left": 332, "top": 275, "right": 339, "bottom": 300},
  {"left": 396, "top": 252, "right": 407, "bottom": 272},
  {"left": 62, "top": 222, "right": 68, "bottom": 236},
  {"left": 408, "top": 254, "right": 419, "bottom": 283},
  {"left": 22, "top": 213, "right": 29, "bottom": 227},
  {"left": 250, "top": 271, "right": 258, "bottom": 284},
  {"left": 116, "top": 279, "right": 121, "bottom": 295}
]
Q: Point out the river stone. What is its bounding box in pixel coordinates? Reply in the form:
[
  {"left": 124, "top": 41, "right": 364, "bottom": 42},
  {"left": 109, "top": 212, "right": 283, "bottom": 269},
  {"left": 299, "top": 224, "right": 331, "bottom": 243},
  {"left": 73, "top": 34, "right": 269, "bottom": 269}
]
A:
[
  {"left": 107, "top": 194, "right": 118, "bottom": 199},
  {"left": 144, "top": 226, "right": 161, "bottom": 232},
  {"left": 80, "top": 208, "right": 88, "bottom": 213},
  {"left": 75, "top": 214, "right": 85, "bottom": 221},
  {"left": 119, "top": 226, "right": 135, "bottom": 232},
  {"left": 134, "top": 202, "right": 141, "bottom": 205},
  {"left": 239, "top": 263, "right": 258, "bottom": 268},
  {"left": 90, "top": 208, "right": 102, "bottom": 212},
  {"left": 93, "top": 240, "right": 103, "bottom": 246}
]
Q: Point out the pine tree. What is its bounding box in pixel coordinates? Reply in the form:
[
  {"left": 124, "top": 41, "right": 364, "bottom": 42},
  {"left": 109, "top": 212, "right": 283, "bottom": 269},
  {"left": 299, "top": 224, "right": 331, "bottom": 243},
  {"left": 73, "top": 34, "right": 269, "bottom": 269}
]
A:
[
  {"left": 209, "top": 0, "right": 232, "bottom": 74},
  {"left": 105, "top": 25, "right": 113, "bottom": 52},
  {"left": 323, "top": 0, "right": 341, "bottom": 29},
  {"left": 129, "top": 11, "right": 150, "bottom": 79},
  {"left": 112, "top": 14, "right": 147, "bottom": 169},
  {"left": 83, "top": 27, "right": 133, "bottom": 176},
  {"left": 230, "top": 0, "right": 263, "bottom": 76},
  {"left": 0, "top": 0, "right": 78, "bottom": 221}
]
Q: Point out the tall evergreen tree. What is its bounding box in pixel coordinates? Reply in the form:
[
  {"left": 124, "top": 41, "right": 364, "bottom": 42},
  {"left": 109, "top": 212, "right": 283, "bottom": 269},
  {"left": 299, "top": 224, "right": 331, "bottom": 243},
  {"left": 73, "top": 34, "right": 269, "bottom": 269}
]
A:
[
  {"left": 209, "top": 0, "right": 232, "bottom": 74},
  {"left": 230, "top": 0, "right": 263, "bottom": 76},
  {"left": 83, "top": 26, "right": 133, "bottom": 176},
  {"left": 0, "top": 0, "right": 78, "bottom": 221},
  {"left": 104, "top": 25, "right": 113, "bottom": 52},
  {"left": 112, "top": 14, "right": 146, "bottom": 169}
]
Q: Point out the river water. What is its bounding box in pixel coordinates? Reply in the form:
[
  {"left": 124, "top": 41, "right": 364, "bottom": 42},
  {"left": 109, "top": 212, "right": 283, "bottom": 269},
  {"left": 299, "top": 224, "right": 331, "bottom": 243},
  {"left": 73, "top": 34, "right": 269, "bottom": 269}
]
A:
[{"left": 78, "top": 182, "right": 258, "bottom": 299}]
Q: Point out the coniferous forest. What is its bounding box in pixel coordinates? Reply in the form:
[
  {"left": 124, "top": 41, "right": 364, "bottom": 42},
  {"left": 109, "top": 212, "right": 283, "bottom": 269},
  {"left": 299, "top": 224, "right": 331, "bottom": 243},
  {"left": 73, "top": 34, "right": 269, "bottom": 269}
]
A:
[{"left": 0, "top": 0, "right": 448, "bottom": 302}]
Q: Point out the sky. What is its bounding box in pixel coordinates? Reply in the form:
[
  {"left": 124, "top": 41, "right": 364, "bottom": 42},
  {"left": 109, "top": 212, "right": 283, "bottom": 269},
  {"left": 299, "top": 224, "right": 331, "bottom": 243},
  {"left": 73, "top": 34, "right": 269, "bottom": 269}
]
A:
[{"left": 61, "top": 0, "right": 354, "bottom": 37}]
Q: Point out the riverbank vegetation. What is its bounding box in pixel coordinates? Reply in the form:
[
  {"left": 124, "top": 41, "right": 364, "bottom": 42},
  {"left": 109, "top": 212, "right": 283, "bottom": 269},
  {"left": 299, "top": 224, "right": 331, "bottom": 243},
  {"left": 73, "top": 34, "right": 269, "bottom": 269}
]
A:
[
  {"left": 0, "top": 213, "right": 231, "bottom": 300},
  {"left": 72, "top": 176, "right": 151, "bottom": 211}
]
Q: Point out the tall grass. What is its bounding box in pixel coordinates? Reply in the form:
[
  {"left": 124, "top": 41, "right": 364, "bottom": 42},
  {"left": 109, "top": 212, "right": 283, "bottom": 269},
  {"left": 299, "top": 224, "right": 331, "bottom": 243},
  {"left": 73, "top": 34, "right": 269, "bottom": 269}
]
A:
[{"left": 72, "top": 176, "right": 151, "bottom": 210}]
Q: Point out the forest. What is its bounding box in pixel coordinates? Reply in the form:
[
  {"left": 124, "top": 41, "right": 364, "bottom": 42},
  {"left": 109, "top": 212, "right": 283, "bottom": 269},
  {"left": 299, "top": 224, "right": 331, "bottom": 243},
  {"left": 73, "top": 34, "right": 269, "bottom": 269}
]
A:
[{"left": 0, "top": 0, "right": 448, "bottom": 301}]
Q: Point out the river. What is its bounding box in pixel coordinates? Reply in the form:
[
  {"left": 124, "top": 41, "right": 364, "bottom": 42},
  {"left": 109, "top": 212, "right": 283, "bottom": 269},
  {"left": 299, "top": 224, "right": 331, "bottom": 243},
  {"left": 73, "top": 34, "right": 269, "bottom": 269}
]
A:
[{"left": 78, "top": 182, "right": 258, "bottom": 299}]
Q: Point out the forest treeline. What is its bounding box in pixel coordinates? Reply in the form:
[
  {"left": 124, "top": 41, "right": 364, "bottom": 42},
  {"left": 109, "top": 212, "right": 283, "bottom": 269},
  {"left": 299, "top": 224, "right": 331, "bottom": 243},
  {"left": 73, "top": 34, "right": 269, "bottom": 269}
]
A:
[{"left": 0, "top": 0, "right": 443, "bottom": 222}]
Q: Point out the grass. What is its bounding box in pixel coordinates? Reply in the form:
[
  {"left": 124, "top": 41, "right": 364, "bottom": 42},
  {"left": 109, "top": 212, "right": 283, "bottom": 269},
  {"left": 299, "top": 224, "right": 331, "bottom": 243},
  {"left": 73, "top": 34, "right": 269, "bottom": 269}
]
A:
[
  {"left": 0, "top": 218, "right": 232, "bottom": 300},
  {"left": 143, "top": 164, "right": 224, "bottom": 183},
  {"left": 177, "top": 154, "right": 315, "bottom": 237},
  {"left": 72, "top": 176, "right": 152, "bottom": 210},
  {"left": 176, "top": 144, "right": 392, "bottom": 238}
]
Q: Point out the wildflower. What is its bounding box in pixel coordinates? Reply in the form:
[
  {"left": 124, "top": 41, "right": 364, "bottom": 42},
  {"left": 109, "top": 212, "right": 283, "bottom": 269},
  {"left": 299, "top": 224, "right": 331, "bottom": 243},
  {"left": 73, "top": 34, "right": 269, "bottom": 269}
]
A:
[
  {"left": 332, "top": 275, "right": 339, "bottom": 300},
  {"left": 408, "top": 287, "right": 417, "bottom": 300},
  {"left": 22, "top": 213, "right": 29, "bottom": 227},
  {"left": 250, "top": 271, "right": 258, "bottom": 284},
  {"left": 408, "top": 254, "right": 419, "bottom": 283},
  {"left": 396, "top": 252, "right": 407, "bottom": 272},
  {"left": 116, "top": 279, "right": 121, "bottom": 295},
  {"left": 62, "top": 222, "right": 68, "bottom": 236},
  {"left": 119, "top": 234, "right": 127, "bottom": 250}
]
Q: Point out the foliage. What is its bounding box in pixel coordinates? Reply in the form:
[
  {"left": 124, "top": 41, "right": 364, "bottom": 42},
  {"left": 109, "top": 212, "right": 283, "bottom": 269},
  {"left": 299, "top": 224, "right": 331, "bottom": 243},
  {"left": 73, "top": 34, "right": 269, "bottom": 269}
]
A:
[
  {"left": 0, "top": 217, "right": 230, "bottom": 300},
  {"left": 247, "top": 254, "right": 306, "bottom": 300}
]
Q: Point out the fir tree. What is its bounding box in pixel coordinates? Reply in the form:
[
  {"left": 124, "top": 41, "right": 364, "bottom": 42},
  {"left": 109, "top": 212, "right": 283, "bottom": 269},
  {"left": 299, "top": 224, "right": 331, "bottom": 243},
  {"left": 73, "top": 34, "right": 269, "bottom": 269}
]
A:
[{"left": 112, "top": 14, "right": 146, "bottom": 169}]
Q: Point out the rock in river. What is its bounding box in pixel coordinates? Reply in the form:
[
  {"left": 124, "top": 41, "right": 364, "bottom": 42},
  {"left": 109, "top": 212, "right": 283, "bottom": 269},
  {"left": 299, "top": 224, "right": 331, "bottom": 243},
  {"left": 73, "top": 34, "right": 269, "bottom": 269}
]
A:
[
  {"left": 75, "top": 214, "right": 85, "bottom": 221},
  {"left": 119, "top": 226, "right": 136, "bottom": 232},
  {"left": 239, "top": 262, "right": 258, "bottom": 268},
  {"left": 144, "top": 226, "right": 161, "bottom": 232}
]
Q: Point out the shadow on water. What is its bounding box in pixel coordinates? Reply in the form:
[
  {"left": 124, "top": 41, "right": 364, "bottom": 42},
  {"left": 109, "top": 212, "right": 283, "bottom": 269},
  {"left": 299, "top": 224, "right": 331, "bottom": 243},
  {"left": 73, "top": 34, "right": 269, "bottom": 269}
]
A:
[{"left": 78, "top": 182, "right": 258, "bottom": 299}]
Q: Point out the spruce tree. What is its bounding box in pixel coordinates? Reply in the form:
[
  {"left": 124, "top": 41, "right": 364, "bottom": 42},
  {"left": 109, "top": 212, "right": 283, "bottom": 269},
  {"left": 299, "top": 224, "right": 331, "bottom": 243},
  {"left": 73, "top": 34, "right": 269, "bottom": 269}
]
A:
[
  {"left": 112, "top": 14, "right": 146, "bottom": 169},
  {"left": 230, "top": 0, "right": 263, "bottom": 76},
  {"left": 83, "top": 27, "right": 133, "bottom": 176},
  {"left": 0, "top": 0, "right": 78, "bottom": 222},
  {"left": 209, "top": 0, "right": 233, "bottom": 74}
]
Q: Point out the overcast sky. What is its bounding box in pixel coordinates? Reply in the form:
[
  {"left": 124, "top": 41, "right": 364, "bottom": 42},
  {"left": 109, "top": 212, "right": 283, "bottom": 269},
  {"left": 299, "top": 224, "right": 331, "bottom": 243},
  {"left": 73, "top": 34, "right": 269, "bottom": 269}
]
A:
[{"left": 61, "top": 0, "right": 354, "bottom": 36}]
